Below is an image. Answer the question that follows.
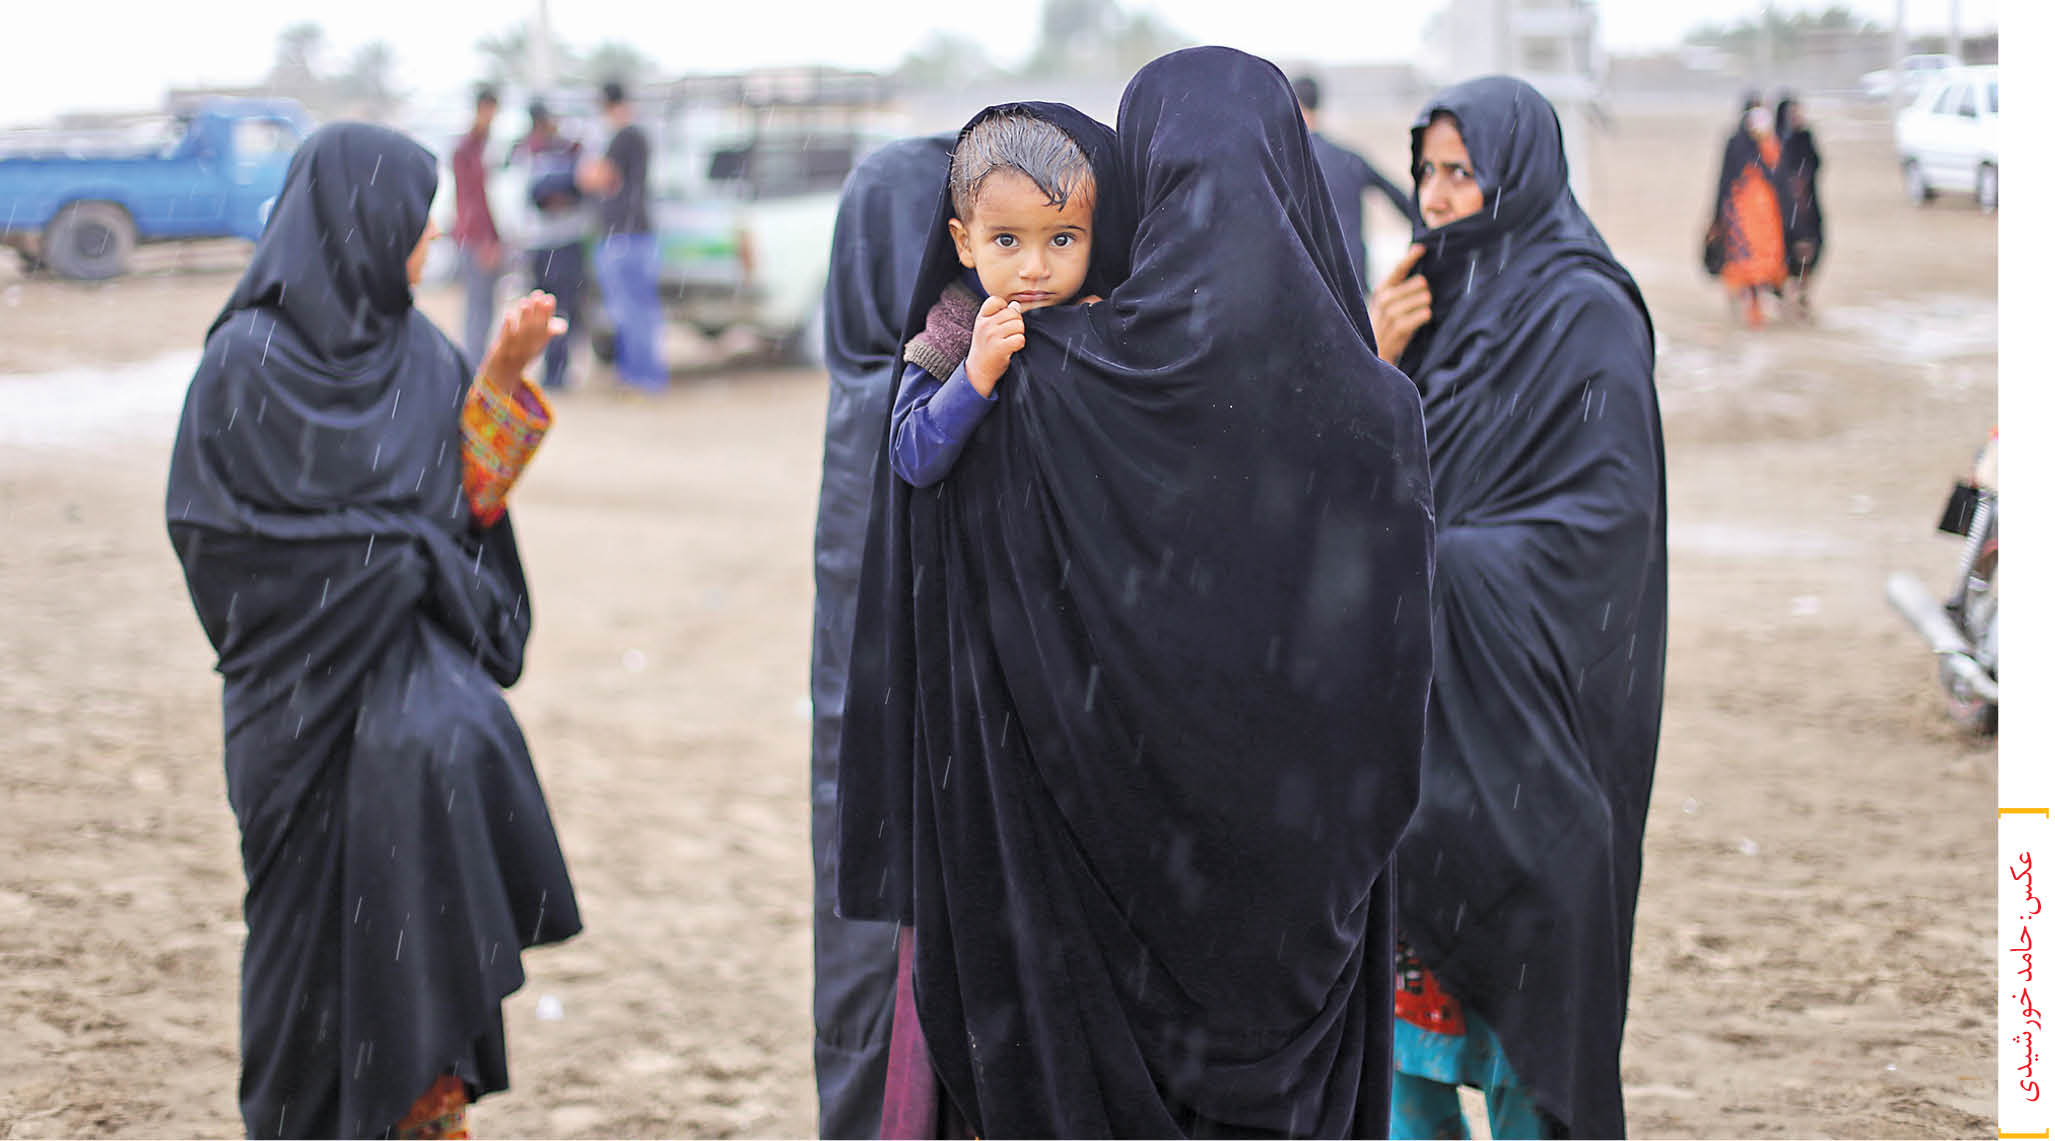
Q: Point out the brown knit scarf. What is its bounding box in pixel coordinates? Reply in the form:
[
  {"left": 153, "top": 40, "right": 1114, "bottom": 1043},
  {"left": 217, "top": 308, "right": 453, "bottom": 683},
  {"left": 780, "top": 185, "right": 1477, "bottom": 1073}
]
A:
[{"left": 902, "top": 280, "right": 983, "bottom": 380}]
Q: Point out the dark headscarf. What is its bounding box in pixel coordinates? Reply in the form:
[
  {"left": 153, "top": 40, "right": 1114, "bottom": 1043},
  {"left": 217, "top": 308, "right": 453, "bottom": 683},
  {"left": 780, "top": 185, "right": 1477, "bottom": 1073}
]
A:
[
  {"left": 166, "top": 123, "right": 579, "bottom": 1139},
  {"left": 218, "top": 121, "right": 437, "bottom": 362},
  {"left": 1393, "top": 77, "right": 1666, "bottom": 1139},
  {"left": 839, "top": 50, "right": 1435, "bottom": 1138}
]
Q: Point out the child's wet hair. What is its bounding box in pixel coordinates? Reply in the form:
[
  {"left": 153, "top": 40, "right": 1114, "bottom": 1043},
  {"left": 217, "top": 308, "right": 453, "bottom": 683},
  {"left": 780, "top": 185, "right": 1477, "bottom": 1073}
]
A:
[{"left": 949, "top": 112, "right": 1095, "bottom": 222}]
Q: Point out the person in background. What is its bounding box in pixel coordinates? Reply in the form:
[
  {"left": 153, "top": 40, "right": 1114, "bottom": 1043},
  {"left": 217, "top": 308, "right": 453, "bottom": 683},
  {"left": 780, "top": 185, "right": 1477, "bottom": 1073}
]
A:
[
  {"left": 451, "top": 84, "right": 505, "bottom": 367},
  {"left": 811, "top": 131, "right": 955, "bottom": 1140},
  {"left": 579, "top": 80, "right": 665, "bottom": 392},
  {"left": 513, "top": 100, "right": 590, "bottom": 391},
  {"left": 1294, "top": 73, "right": 1417, "bottom": 294},
  {"left": 1709, "top": 103, "right": 1787, "bottom": 328},
  {"left": 1773, "top": 92, "right": 1825, "bottom": 320}
]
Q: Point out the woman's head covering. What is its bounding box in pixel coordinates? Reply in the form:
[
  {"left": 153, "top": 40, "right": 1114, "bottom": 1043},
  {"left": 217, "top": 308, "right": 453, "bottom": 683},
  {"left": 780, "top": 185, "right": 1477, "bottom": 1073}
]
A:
[
  {"left": 1402, "top": 75, "right": 1648, "bottom": 379},
  {"left": 839, "top": 48, "right": 1433, "bottom": 1137},
  {"left": 1774, "top": 93, "right": 1801, "bottom": 137},
  {"left": 214, "top": 122, "right": 439, "bottom": 364}
]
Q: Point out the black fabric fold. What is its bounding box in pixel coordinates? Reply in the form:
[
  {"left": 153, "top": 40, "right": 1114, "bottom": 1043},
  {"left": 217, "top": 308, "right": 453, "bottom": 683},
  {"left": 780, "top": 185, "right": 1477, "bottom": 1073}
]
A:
[
  {"left": 838, "top": 50, "right": 1436, "bottom": 1138},
  {"left": 165, "top": 122, "right": 579, "bottom": 1139},
  {"left": 1772, "top": 102, "right": 1825, "bottom": 274},
  {"left": 811, "top": 130, "right": 956, "bottom": 1139},
  {"left": 1389, "top": 77, "right": 1667, "bottom": 1140}
]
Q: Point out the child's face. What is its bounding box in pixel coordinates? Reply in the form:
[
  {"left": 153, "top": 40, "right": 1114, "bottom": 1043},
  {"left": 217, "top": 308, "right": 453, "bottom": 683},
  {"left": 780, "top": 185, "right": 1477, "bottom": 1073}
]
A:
[{"left": 947, "top": 170, "right": 1094, "bottom": 311}]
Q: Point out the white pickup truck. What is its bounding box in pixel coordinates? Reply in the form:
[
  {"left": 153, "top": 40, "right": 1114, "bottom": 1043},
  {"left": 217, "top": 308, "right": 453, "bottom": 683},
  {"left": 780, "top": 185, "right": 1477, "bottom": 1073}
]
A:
[{"left": 646, "top": 126, "right": 898, "bottom": 363}]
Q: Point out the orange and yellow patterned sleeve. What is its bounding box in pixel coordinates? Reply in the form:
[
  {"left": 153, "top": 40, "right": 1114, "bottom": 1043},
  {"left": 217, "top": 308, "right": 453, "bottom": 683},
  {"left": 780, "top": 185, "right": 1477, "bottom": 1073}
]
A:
[{"left": 460, "top": 374, "right": 554, "bottom": 527}]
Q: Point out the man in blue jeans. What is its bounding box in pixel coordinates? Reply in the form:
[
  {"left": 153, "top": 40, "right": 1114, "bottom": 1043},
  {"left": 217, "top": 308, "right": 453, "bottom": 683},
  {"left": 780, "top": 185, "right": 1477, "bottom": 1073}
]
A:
[
  {"left": 580, "top": 80, "right": 664, "bottom": 391},
  {"left": 450, "top": 85, "right": 504, "bottom": 368}
]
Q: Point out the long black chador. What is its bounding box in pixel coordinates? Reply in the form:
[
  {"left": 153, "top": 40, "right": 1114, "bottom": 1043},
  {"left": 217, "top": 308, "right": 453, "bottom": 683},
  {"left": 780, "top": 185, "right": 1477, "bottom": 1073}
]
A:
[
  {"left": 166, "top": 122, "right": 579, "bottom": 1139},
  {"left": 1394, "top": 76, "right": 1668, "bottom": 1141},
  {"left": 838, "top": 49, "right": 1436, "bottom": 1138}
]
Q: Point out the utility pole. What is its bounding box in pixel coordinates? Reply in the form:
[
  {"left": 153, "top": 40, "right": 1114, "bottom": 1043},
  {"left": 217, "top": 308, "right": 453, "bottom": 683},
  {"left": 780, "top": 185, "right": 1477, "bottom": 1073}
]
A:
[
  {"left": 1890, "top": 0, "right": 1908, "bottom": 118},
  {"left": 1756, "top": 1, "right": 1774, "bottom": 89},
  {"left": 1949, "top": 0, "right": 1964, "bottom": 61},
  {"left": 530, "top": 0, "right": 557, "bottom": 93}
]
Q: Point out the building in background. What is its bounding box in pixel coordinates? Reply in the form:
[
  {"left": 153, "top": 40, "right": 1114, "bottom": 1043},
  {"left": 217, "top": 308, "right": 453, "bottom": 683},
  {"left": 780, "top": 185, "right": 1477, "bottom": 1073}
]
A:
[{"left": 1424, "top": 0, "right": 1602, "bottom": 198}]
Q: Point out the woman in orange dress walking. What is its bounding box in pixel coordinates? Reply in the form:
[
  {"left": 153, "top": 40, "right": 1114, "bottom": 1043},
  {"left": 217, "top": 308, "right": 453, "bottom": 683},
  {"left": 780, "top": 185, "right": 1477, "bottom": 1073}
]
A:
[{"left": 1709, "top": 105, "right": 1787, "bottom": 327}]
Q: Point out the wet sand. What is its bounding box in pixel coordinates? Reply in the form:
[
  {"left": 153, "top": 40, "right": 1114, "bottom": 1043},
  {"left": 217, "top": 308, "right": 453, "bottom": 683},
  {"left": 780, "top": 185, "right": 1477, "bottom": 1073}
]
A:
[{"left": 0, "top": 104, "right": 1999, "bottom": 1137}]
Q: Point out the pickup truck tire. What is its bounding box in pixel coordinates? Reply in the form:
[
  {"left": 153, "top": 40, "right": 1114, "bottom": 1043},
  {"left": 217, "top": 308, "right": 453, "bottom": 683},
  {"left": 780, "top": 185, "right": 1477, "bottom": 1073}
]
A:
[
  {"left": 1902, "top": 159, "right": 1935, "bottom": 206},
  {"left": 1977, "top": 163, "right": 1999, "bottom": 213},
  {"left": 780, "top": 297, "right": 826, "bottom": 367},
  {"left": 45, "top": 201, "right": 135, "bottom": 280}
]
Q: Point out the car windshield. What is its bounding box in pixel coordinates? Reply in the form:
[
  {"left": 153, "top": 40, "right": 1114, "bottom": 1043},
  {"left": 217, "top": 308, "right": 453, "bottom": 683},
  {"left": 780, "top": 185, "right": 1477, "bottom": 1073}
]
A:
[{"left": 1987, "top": 82, "right": 1999, "bottom": 115}]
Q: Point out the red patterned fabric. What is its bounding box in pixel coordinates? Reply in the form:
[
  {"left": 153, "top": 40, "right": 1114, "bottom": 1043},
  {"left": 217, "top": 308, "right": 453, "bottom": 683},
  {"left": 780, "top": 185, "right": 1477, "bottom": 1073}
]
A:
[
  {"left": 1395, "top": 937, "right": 1467, "bottom": 1037},
  {"left": 393, "top": 1074, "right": 471, "bottom": 1139}
]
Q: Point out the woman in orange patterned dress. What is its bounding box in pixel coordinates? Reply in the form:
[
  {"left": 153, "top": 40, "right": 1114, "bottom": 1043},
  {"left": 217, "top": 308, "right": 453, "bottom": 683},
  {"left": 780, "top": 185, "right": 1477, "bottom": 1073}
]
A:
[{"left": 1711, "top": 105, "right": 1787, "bottom": 328}]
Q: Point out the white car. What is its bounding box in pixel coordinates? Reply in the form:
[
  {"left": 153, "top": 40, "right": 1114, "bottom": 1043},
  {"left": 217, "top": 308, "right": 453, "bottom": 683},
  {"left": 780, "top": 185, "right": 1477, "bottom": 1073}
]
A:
[
  {"left": 1895, "top": 66, "right": 2000, "bottom": 212},
  {"left": 1862, "top": 53, "right": 1964, "bottom": 101}
]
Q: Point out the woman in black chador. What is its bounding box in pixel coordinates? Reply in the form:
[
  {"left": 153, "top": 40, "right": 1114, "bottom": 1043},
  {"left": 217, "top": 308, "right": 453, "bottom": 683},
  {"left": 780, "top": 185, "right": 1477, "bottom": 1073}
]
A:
[
  {"left": 1774, "top": 92, "right": 1827, "bottom": 318},
  {"left": 166, "top": 122, "right": 580, "bottom": 1138},
  {"left": 838, "top": 47, "right": 1436, "bottom": 1138},
  {"left": 1369, "top": 76, "right": 1668, "bottom": 1140}
]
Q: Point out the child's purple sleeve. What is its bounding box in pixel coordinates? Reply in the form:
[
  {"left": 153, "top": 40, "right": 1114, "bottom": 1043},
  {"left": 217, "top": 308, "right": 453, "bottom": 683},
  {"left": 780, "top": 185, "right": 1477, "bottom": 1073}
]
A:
[{"left": 889, "top": 361, "right": 998, "bottom": 488}]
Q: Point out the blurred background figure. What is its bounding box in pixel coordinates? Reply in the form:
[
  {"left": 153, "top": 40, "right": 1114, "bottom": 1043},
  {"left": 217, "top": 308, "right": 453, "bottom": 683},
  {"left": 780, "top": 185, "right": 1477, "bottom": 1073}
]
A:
[
  {"left": 451, "top": 83, "right": 506, "bottom": 366},
  {"left": 580, "top": 79, "right": 663, "bottom": 391},
  {"left": 810, "top": 132, "right": 957, "bottom": 1140},
  {"left": 512, "top": 99, "right": 590, "bottom": 391},
  {"left": 1774, "top": 92, "right": 1825, "bottom": 320},
  {"left": 1293, "top": 73, "right": 1415, "bottom": 294},
  {"left": 1708, "top": 99, "right": 1786, "bottom": 329}
]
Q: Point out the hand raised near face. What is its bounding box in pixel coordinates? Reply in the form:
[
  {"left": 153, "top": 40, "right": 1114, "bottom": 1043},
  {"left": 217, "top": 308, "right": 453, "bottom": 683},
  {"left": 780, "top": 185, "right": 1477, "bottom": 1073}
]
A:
[{"left": 966, "top": 296, "right": 1026, "bottom": 397}]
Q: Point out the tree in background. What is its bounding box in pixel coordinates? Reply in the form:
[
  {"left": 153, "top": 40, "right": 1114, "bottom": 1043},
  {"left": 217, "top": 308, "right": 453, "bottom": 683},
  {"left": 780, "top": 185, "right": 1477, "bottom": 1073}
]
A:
[
  {"left": 474, "top": 25, "right": 657, "bottom": 91},
  {"left": 1683, "top": 4, "right": 1884, "bottom": 71},
  {"left": 583, "top": 42, "right": 657, "bottom": 87},
  {"left": 338, "top": 41, "right": 401, "bottom": 119},
  {"left": 258, "top": 23, "right": 404, "bottom": 120},
  {"left": 267, "top": 23, "right": 328, "bottom": 101},
  {"left": 892, "top": 0, "right": 1192, "bottom": 89},
  {"left": 891, "top": 31, "right": 1002, "bottom": 89}
]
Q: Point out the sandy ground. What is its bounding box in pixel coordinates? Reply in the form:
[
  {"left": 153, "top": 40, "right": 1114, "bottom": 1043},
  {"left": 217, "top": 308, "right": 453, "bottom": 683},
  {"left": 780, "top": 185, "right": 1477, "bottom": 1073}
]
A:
[{"left": 0, "top": 103, "right": 1999, "bottom": 1138}]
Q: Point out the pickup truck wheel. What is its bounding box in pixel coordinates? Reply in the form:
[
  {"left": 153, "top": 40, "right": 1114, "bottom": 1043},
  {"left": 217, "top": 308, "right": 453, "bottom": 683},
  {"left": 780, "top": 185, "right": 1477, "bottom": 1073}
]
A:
[
  {"left": 1902, "top": 159, "right": 1935, "bottom": 206},
  {"left": 45, "top": 201, "right": 136, "bottom": 280},
  {"left": 781, "top": 296, "right": 826, "bottom": 367},
  {"left": 1976, "top": 163, "right": 1999, "bottom": 213}
]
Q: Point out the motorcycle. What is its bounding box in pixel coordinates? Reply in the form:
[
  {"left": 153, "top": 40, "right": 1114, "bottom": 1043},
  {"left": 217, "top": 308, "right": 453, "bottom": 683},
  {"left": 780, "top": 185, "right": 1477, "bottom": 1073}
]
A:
[{"left": 1886, "top": 430, "right": 1999, "bottom": 734}]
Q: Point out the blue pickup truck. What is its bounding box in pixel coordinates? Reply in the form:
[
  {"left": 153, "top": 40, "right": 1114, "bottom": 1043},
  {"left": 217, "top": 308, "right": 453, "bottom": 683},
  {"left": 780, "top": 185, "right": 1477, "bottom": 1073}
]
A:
[{"left": 0, "top": 98, "right": 312, "bottom": 279}]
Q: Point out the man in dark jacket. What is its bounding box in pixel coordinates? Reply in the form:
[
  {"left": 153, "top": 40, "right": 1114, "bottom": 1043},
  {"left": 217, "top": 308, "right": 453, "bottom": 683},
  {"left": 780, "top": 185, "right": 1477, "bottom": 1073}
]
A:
[{"left": 1295, "top": 74, "right": 1416, "bottom": 294}]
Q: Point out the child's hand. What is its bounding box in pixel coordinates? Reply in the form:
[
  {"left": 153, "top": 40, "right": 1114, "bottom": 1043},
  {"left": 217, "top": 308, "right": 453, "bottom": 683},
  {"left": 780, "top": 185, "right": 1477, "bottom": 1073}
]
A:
[{"left": 966, "top": 296, "right": 1025, "bottom": 397}]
